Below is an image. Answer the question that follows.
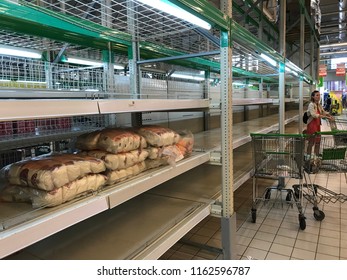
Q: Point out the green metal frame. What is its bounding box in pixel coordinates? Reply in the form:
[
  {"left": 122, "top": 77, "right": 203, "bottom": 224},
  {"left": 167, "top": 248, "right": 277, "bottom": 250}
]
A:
[{"left": 0, "top": 0, "right": 315, "bottom": 83}]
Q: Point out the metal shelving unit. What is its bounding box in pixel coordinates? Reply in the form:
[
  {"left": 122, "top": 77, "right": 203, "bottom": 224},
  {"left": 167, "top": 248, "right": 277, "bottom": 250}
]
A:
[{"left": 0, "top": 0, "right": 316, "bottom": 260}]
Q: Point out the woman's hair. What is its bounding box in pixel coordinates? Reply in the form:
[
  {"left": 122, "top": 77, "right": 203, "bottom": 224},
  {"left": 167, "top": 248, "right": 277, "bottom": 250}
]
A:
[{"left": 311, "top": 90, "right": 319, "bottom": 102}]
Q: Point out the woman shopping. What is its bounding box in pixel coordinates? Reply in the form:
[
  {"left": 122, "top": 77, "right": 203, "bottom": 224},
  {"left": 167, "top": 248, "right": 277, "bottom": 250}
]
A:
[{"left": 306, "top": 90, "right": 334, "bottom": 158}]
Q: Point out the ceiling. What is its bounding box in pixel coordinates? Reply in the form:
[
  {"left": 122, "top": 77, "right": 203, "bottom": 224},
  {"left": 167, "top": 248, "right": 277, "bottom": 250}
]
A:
[{"left": 318, "top": 0, "right": 347, "bottom": 59}]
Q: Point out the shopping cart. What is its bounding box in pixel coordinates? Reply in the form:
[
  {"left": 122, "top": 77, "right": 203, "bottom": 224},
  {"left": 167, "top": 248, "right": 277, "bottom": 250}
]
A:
[
  {"left": 329, "top": 118, "right": 347, "bottom": 131},
  {"left": 250, "top": 133, "right": 307, "bottom": 230},
  {"left": 293, "top": 130, "right": 347, "bottom": 214}
]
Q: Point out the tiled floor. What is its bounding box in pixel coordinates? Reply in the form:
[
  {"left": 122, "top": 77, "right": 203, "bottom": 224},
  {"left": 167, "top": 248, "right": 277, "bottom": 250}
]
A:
[{"left": 160, "top": 172, "right": 347, "bottom": 260}]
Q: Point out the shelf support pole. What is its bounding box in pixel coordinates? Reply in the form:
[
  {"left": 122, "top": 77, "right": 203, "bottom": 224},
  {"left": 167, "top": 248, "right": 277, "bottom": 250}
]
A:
[
  {"left": 278, "top": 0, "right": 286, "bottom": 134},
  {"left": 220, "top": 0, "right": 236, "bottom": 260},
  {"left": 299, "top": 5, "right": 305, "bottom": 134}
]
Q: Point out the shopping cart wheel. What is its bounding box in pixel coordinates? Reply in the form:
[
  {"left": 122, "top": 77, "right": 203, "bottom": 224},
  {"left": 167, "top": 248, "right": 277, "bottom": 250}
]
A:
[
  {"left": 313, "top": 207, "right": 325, "bottom": 221},
  {"left": 285, "top": 192, "right": 292, "bottom": 202},
  {"left": 298, "top": 214, "right": 306, "bottom": 230},
  {"left": 292, "top": 184, "right": 301, "bottom": 199},
  {"left": 265, "top": 189, "right": 271, "bottom": 200},
  {"left": 251, "top": 209, "right": 256, "bottom": 223}
]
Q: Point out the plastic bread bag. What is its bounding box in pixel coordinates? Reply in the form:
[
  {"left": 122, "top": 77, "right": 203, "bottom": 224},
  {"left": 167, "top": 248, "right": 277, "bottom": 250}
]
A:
[
  {"left": 0, "top": 174, "right": 107, "bottom": 208},
  {"left": 175, "top": 130, "right": 194, "bottom": 157}
]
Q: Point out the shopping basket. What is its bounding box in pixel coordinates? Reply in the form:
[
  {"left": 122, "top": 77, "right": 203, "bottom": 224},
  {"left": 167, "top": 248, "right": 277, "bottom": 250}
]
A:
[{"left": 250, "top": 133, "right": 307, "bottom": 230}]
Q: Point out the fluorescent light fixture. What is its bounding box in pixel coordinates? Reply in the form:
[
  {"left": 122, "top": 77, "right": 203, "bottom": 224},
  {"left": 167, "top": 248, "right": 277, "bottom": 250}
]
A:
[
  {"left": 232, "top": 81, "right": 245, "bottom": 86},
  {"left": 85, "top": 89, "right": 99, "bottom": 92},
  {"left": 65, "top": 57, "right": 124, "bottom": 69},
  {"left": 0, "top": 45, "right": 41, "bottom": 59},
  {"left": 65, "top": 57, "right": 103, "bottom": 67},
  {"left": 137, "top": 0, "right": 211, "bottom": 30},
  {"left": 171, "top": 73, "right": 205, "bottom": 81},
  {"left": 0, "top": 79, "right": 11, "bottom": 82},
  {"left": 260, "top": 53, "right": 277, "bottom": 67}
]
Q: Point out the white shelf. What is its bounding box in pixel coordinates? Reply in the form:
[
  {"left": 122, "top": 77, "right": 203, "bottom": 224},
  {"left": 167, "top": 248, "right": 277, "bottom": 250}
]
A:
[
  {"left": 0, "top": 99, "right": 99, "bottom": 121},
  {"left": 98, "top": 99, "right": 210, "bottom": 114},
  {"left": 0, "top": 196, "right": 109, "bottom": 259},
  {"left": 0, "top": 152, "right": 210, "bottom": 259},
  {"left": 5, "top": 165, "right": 219, "bottom": 260},
  {"left": 0, "top": 99, "right": 210, "bottom": 122},
  {"left": 103, "top": 152, "right": 211, "bottom": 208}
]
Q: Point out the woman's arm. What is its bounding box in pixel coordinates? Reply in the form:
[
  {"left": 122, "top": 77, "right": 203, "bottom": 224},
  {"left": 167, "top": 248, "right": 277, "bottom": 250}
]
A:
[{"left": 308, "top": 102, "right": 320, "bottom": 118}]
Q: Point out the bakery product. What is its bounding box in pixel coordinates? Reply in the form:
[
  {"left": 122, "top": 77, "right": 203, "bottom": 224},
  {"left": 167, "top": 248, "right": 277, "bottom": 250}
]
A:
[
  {"left": 97, "top": 128, "right": 147, "bottom": 154},
  {"left": 105, "top": 161, "right": 146, "bottom": 185},
  {"left": 134, "top": 125, "right": 180, "bottom": 147},
  {"left": 4, "top": 154, "right": 106, "bottom": 191},
  {"left": 0, "top": 173, "right": 107, "bottom": 208},
  {"left": 81, "top": 149, "right": 149, "bottom": 170}
]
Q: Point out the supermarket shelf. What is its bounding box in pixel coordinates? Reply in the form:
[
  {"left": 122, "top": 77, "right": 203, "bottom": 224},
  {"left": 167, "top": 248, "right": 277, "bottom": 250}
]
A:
[
  {"left": 5, "top": 193, "right": 212, "bottom": 260},
  {"left": 0, "top": 152, "right": 210, "bottom": 259},
  {"left": 5, "top": 164, "right": 220, "bottom": 260},
  {"left": 0, "top": 127, "right": 99, "bottom": 152},
  {"left": 0, "top": 99, "right": 210, "bottom": 122},
  {"left": 103, "top": 152, "right": 211, "bottom": 208},
  {"left": 194, "top": 110, "right": 299, "bottom": 152},
  {"left": 0, "top": 89, "right": 105, "bottom": 99},
  {"left": 98, "top": 99, "right": 210, "bottom": 114},
  {"left": 0, "top": 99, "right": 99, "bottom": 121},
  {"left": 0, "top": 195, "right": 109, "bottom": 259}
]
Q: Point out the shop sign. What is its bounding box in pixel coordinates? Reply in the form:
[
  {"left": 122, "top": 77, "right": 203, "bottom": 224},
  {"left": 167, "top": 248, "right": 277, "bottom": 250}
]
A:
[
  {"left": 319, "top": 64, "right": 327, "bottom": 77},
  {"left": 336, "top": 63, "right": 346, "bottom": 76}
]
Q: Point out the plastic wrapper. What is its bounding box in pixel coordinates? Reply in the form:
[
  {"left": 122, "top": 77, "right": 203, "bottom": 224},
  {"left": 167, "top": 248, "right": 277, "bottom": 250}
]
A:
[
  {"left": 105, "top": 161, "right": 146, "bottom": 185},
  {"left": 75, "top": 130, "right": 102, "bottom": 150},
  {"left": 176, "top": 130, "right": 194, "bottom": 157},
  {"left": 133, "top": 125, "right": 180, "bottom": 147},
  {"left": 96, "top": 128, "right": 147, "bottom": 154},
  {"left": 0, "top": 174, "right": 107, "bottom": 208},
  {"left": 80, "top": 149, "right": 148, "bottom": 171},
  {"left": 1, "top": 154, "right": 106, "bottom": 191}
]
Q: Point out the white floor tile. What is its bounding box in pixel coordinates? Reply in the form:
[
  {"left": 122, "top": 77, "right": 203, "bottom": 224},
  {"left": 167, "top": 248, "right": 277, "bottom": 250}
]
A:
[
  {"left": 291, "top": 248, "right": 315, "bottom": 260},
  {"left": 243, "top": 247, "right": 267, "bottom": 260},
  {"left": 249, "top": 239, "right": 272, "bottom": 251},
  {"left": 316, "top": 243, "right": 340, "bottom": 257},
  {"left": 269, "top": 243, "right": 293, "bottom": 257},
  {"left": 294, "top": 239, "right": 317, "bottom": 252}
]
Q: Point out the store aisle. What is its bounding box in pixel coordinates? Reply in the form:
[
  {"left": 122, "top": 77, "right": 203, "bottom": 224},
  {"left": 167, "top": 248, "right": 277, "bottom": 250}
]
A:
[{"left": 160, "top": 172, "right": 347, "bottom": 260}]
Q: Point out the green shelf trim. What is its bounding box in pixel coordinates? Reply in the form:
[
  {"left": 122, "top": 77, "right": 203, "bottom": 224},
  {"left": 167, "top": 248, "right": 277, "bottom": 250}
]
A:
[{"left": 0, "top": 1, "right": 132, "bottom": 48}]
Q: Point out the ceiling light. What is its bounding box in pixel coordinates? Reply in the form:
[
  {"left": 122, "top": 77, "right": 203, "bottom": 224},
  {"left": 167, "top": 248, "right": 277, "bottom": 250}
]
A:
[
  {"left": 64, "top": 57, "right": 103, "bottom": 67},
  {"left": 260, "top": 53, "right": 277, "bottom": 67},
  {"left": 171, "top": 73, "right": 205, "bottom": 81},
  {"left": 0, "top": 45, "right": 41, "bottom": 59},
  {"left": 137, "top": 0, "right": 211, "bottom": 30},
  {"left": 64, "top": 57, "right": 124, "bottom": 69}
]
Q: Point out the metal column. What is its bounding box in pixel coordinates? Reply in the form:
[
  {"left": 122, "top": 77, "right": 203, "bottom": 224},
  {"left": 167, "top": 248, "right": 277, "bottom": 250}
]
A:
[
  {"left": 279, "top": 0, "right": 286, "bottom": 134},
  {"left": 127, "top": 0, "right": 142, "bottom": 126},
  {"left": 299, "top": 6, "right": 305, "bottom": 134},
  {"left": 220, "top": 0, "right": 236, "bottom": 260}
]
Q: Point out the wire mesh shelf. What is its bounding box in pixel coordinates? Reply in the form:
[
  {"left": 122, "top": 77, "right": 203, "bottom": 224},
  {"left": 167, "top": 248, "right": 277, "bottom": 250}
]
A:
[
  {"left": 0, "top": 55, "right": 105, "bottom": 91},
  {"left": 0, "top": 114, "right": 106, "bottom": 151},
  {"left": 21, "top": 0, "right": 219, "bottom": 55}
]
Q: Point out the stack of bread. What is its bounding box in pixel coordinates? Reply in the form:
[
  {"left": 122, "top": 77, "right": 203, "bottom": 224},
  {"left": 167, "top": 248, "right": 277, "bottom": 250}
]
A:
[
  {"left": 0, "top": 154, "right": 107, "bottom": 208},
  {"left": 133, "top": 126, "right": 194, "bottom": 170},
  {"left": 0, "top": 125, "right": 194, "bottom": 208},
  {"left": 77, "top": 128, "right": 148, "bottom": 185}
]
